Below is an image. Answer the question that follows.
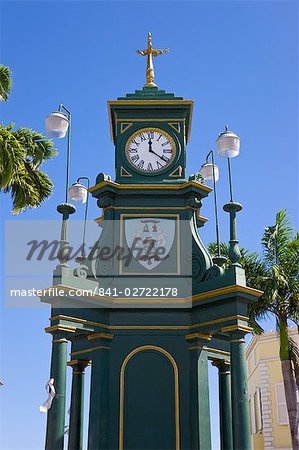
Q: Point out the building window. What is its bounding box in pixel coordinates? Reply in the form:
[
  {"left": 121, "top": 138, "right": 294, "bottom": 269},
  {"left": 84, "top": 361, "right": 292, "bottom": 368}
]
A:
[
  {"left": 254, "top": 388, "right": 263, "bottom": 433},
  {"left": 249, "top": 396, "right": 256, "bottom": 434},
  {"left": 249, "top": 388, "right": 263, "bottom": 434},
  {"left": 275, "top": 383, "right": 289, "bottom": 425}
]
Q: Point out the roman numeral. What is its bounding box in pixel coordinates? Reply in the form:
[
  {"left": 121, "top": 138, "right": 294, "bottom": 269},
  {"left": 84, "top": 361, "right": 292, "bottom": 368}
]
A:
[
  {"left": 131, "top": 139, "right": 140, "bottom": 146},
  {"left": 131, "top": 155, "right": 139, "bottom": 163},
  {"left": 163, "top": 149, "right": 172, "bottom": 153},
  {"left": 161, "top": 140, "right": 170, "bottom": 147},
  {"left": 140, "top": 134, "right": 146, "bottom": 141},
  {"left": 147, "top": 163, "right": 153, "bottom": 171},
  {"left": 129, "top": 148, "right": 138, "bottom": 153},
  {"left": 162, "top": 155, "right": 170, "bottom": 162},
  {"left": 137, "top": 160, "right": 144, "bottom": 169},
  {"left": 157, "top": 134, "right": 163, "bottom": 141},
  {"left": 156, "top": 161, "right": 164, "bottom": 169},
  {"left": 147, "top": 131, "right": 154, "bottom": 140}
]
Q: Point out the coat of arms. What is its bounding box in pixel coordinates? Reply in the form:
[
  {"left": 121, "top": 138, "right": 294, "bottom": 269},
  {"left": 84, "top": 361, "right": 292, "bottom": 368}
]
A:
[{"left": 124, "top": 218, "right": 176, "bottom": 271}]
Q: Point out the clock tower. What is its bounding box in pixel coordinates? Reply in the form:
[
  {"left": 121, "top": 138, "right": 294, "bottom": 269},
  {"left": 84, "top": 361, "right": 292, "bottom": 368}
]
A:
[
  {"left": 109, "top": 32, "right": 192, "bottom": 184},
  {"left": 109, "top": 90, "right": 192, "bottom": 184},
  {"left": 41, "top": 34, "right": 261, "bottom": 450}
]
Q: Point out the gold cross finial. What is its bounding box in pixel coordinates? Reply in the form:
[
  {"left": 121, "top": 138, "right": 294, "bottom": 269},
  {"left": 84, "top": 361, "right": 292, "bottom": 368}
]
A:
[{"left": 137, "top": 32, "right": 169, "bottom": 88}]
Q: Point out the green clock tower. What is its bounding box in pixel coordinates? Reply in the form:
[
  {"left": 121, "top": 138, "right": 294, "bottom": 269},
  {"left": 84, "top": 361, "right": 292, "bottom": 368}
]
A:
[{"left": 41, "top": 33, "right": 262, "bottom": 450}]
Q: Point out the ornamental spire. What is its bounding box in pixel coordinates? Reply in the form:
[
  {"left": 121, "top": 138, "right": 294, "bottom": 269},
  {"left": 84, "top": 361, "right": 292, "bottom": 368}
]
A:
[{"left": 136, "top": 32, "right": 169, "bottom": 88}]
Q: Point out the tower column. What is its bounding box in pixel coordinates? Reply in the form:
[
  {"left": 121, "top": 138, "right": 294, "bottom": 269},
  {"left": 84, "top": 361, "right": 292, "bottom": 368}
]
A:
[
  {"left": 187, "top": 334, "right": 212, "bottom": 449},
  {"left": 87, "top": 335, "right": 112, "bottom": 450},
  {"left": 230, "top": 331, "right": 251, "bottom": 450},
  {"left": 67, "top": 360, "right": 90, "bottom": 450},
  {"left": 212, "top": 360, "right": 233, "bottom": 450},
  {"left": 45, "top": 331, "right": 68, "bottom": 450}
]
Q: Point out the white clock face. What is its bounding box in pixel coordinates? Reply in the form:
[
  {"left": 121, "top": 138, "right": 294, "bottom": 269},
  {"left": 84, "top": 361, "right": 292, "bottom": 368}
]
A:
[{"left": 126, "top": 128, "right": 176, "bottom": 172}]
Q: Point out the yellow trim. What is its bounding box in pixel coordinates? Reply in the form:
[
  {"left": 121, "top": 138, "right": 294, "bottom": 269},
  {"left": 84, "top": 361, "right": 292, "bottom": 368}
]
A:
[
  {"left": 221, "top": 324, "right": 253, "bottom": 333},
  {"left": 49, "top": 314, "right": 249, "bottom": 331},
  {"left": 189, "top": 347, "right": 230, "bottom": 356},
  {"left": 107, "top": 100, "right": 193, "bottom": 143},
  {"left": 87, "top": 332, "right": 114, "bottom": 341},
  {"left": 168, "top": 123, "right": 181, "bottom": 133},
  {"left": 110, "top": 324, "right": 189, "bottom": 330},
  {"left": 101, "top": 205, "right": 197, "bottom": 211},
  {"left": 120, "top": 166, "right": 133, "bottom": 177},
  {"left": 116, "top": 118, "right": 185, "bottom": 122},
  {"left": 120, "top": 123, "right": 133, "bottom": 134},
  {"left": 113, "top": 298, "right": 188, "bottom": 305},
  {"left": 211, "top": 360, "right": 230, "bottom": 368},
  {"left": 45, "top": 324, "right": 76, "bottom": 334},
  {"left": 70, "top": 346, "right": 110, "bottom": 356},
  {"left": 185, "top": 332, "right": 212, "bottom": 341},
  {"left": 95, "top": 209, "right": 208, "bottom": 224},
  {"left": 168, "top": 166, "right": 182, "bottom": 178},
  {"left": 108, "top": 100, "right": 193, "bottom": 106},
  {"left": 119, "top": 345, "right": 180, "bottom": 450},
  {"left": 230, "top": 338, "right": 246, "bottom": 343},
  {"left": 45, "top": 288, "right": 190, "bottom": 305},
  {"left": 89, "top": 180, "right": 212, "bottom": 193},
  {"left": 67, "top": 359, "right": 91, "bottom": 367},
  {"left": 50, "top": 315, "right": 109, "bottom": 329},
  {"left": 190, "top": 314, "right": 249, "bottom": 329},
  {"left": 192, "top": 285, "right": 263, "bottom": 303},
  {"left": 197, "top": 215, "right": 208, "bottom": 223}
]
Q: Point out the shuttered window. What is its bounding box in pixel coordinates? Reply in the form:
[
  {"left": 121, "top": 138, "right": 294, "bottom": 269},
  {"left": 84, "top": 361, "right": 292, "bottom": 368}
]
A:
[
  {"left": 275, "top": 383, "right": 288, "bottom": 425},
  {"left": 254, "top": 388, "right": 263, "bottom": 432},
  {"left": 249, "top": 396, "right": 256, "bottom": 434},
  {"left": 249, "top": 389, "right": 263, "bottom": 434}
]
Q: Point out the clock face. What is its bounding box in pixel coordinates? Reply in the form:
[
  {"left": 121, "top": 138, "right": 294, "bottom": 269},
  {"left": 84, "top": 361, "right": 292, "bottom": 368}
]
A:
[{"left": 126, "top": 128, "right": 176, "bottom": 173}]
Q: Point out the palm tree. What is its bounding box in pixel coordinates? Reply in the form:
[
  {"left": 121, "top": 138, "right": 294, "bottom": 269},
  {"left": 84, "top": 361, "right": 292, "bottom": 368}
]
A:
[
  {"left": 0, "top": 65, "right": 57, "bottom": 213},
  {"left": 208, "top": 242, "right": 267, "bottom": 294},
  {"left": 208, "top": 210, "right": 299, "bottom": 449}
]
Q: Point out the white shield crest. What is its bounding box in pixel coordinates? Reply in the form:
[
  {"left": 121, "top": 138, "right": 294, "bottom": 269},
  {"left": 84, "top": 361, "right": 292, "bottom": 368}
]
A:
[{"left": 124, "top": 218, "right": 175, "bottom": 270}]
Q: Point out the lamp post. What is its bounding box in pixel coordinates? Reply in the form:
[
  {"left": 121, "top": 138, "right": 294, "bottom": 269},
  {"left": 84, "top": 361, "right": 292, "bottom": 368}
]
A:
[
  {"left": 69, "top": 177, "right": 90, "bottom": 261},
  {"left": 216, "top": 126, "right": 242, "bottom": 266},
  {"left": 199, "top": 150, "right": 226, "bottom": 267},
  {"left": 46, "top": 104, "right": 75, "bottom": 266}
]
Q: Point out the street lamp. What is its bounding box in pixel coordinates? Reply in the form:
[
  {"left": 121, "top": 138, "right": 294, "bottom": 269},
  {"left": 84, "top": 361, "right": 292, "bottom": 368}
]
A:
[
  {"left": 216, "top": 125, "right": 242, "bottom": 266},
  {"left": 46, "top": 104, "right": 72, "bottom": 204},
  {"left": 200, "top": 150, "right": 226, "bottom": 267},
  {"left": 69, "top": 177, "right": 90, "bottom": 261},
  {"left": 46, "top": 104, "right": 75, "bottom": 266}
]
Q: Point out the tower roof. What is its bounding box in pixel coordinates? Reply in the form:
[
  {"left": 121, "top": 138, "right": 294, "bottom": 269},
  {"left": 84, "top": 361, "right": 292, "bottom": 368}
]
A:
[{"left": 107, "top": 87, "right": 193, "bottom": 144}]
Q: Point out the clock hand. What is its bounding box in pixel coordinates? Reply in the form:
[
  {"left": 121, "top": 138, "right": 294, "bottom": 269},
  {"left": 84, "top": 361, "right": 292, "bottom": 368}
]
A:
[
  {"left": 148, "top": 138, "right": 152, "bottom": 152},
  {"left": 149, "top": 150, "right": 165, "bottom": 162},
  {"left": 149, "top": 148, "right": 167, "bottom": 162}
]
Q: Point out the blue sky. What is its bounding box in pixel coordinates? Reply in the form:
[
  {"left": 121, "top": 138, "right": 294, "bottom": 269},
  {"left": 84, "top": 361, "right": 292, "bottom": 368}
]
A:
[{"left": 0, "top": 1, "right": 298, "bottom": 449}]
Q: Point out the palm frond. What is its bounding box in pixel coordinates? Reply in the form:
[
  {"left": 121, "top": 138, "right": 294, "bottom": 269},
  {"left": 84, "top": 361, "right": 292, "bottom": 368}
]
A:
[
  {"left": 208, "top": 241, "right": 268, "bottom": 289},
  {"left": 12, "top": 127, "right": 57, "bottom": 165},
  {"left": 0, "top": 65, "right": 12, "bottom": 102},
  {"left": 262, "top": 209, "right": 294, "bottom": 268},
  {"left": 0, "top": 123, "right": 56, "bottom": 213},
  {"left": 0, "top": 124, "right": 25, "bottom": 187}
]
